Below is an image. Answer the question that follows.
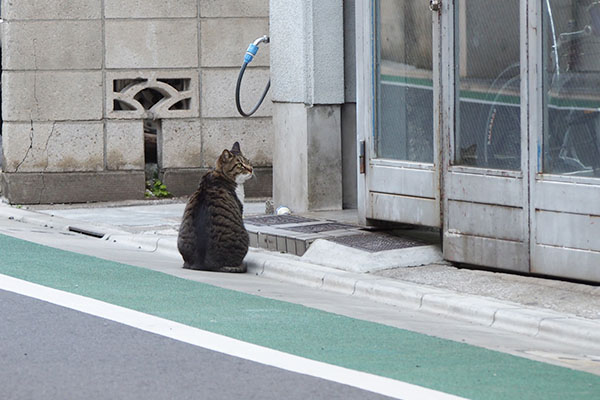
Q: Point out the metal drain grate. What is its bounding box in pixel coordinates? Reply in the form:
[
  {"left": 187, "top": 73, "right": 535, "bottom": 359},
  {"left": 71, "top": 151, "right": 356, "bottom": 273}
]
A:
[
  {"left": 244, "top": 215, "right": 317, "bottom": 226},
  {"left": 68, "top": 226, "right": 105, "bottom": 239},
  {"left": 286, "top": 223, "right": 355, "bottom": 234},
  {"left": 327, "top": 232, "right": 426, "bottom": 253}
]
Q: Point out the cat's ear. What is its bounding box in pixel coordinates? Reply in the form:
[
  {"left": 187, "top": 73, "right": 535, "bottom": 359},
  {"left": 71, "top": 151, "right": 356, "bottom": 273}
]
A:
[
  {"left": 231, "top": 142, "right": 241, "bottom": 155},
  {"left": 220, "top": 149, "right": 233, "bottom": 161}
]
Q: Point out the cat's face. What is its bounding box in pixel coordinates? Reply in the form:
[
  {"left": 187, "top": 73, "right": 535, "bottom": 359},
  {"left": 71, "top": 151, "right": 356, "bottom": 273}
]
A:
[{"left": 216, "top": 142, "right": 254, "bottom": 184}]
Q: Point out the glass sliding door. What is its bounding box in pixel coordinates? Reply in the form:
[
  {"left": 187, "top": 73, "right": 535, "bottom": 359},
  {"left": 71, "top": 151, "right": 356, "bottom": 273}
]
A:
[
  {"left": 444, "top": 0, "right": 529, "bottom": 272},
  {"left": 531, "top": 0, "right": 600, "bottom": 282}
]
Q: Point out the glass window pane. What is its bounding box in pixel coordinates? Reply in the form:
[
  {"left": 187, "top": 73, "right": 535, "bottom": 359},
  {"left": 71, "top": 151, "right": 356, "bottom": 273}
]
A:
[
  {"left": 376, "top": 0, "right": 433, "bottom": 163},
  {"left": 543, "top": 0, "right": 600, "bottom": 177},
  {"left": 456, "top": 0, "right": 521, "bottom": 170}
]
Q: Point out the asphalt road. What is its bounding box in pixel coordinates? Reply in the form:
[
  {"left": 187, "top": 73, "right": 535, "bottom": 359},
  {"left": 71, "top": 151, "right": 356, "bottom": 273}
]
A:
[
  {"left": 0, "top": 289, "right": 394, "bottom": 400},
  {"left": 1, "top": 218, "right": 600, "bottom": 399}
]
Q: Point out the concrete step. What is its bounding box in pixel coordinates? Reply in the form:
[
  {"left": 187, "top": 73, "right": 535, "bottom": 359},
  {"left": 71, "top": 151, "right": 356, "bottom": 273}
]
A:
[{"left": 244, "top": 214, "right": 444, "bottom": 271}]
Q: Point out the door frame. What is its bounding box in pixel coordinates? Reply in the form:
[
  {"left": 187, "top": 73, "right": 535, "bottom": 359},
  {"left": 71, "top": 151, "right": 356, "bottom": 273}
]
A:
[
  {"left": 356, "top": 0, "right": 443, "bottom": 228},
  {"left": 355, "top": 0, "right": 373, "bottom": 225}
]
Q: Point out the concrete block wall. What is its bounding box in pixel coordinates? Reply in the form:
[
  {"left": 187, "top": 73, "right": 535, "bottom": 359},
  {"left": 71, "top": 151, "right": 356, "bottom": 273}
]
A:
[{"left": 0, "top": 0, "right": 272, "bottom": 203}]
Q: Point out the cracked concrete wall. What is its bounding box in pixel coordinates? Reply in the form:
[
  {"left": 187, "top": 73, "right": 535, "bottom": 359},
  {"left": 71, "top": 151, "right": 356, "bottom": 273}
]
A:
[{"left": 0, "top": 0, "right": 272, "bottom": 203}]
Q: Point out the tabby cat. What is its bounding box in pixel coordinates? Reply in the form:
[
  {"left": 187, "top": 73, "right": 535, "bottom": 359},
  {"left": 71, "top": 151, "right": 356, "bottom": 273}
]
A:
[{"left": 177, "top": 142, "right": 253, "bottom": 272}]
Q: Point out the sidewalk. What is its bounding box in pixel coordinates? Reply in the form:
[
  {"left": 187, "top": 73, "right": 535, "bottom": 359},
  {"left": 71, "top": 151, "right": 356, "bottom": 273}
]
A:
[{"left": 2, "top": 199, "right": 600, "bottom": 355}]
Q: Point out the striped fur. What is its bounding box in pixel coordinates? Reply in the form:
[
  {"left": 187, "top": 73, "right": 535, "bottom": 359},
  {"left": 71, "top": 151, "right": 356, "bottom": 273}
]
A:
[{"left": 177, "top": 142, "right": 253, "bottom": 272}]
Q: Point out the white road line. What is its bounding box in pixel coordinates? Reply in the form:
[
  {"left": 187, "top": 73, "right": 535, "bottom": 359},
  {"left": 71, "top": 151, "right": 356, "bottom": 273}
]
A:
[{"left": 0, "top": 274, "right": 467, "bottom": 400}]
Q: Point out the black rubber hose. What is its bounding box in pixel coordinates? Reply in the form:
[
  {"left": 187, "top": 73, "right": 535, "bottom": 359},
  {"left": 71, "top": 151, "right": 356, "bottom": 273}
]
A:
[{"left": 235, "top": 62, "right": 271, "bottom": 117}]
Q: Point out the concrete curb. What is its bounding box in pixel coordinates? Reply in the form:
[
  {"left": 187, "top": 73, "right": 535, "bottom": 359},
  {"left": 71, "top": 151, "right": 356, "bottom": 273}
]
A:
[
  {"left": 243, "top": 249, "right": 600, "bottom": 354},
  {"left": 3, "top": 204, "right": 600, "bottom": 354}
]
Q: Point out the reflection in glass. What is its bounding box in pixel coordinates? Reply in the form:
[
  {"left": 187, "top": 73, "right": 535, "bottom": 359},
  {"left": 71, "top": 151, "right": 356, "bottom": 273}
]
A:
[
  {"left": 455, "top": 0, "right": 521, "bottom": 170},
  {"left": 376, "top": 0, "right": 433, "bottom": 162},
  {"left": 543, "top": 0, "right": 600, "bottom": 177}
]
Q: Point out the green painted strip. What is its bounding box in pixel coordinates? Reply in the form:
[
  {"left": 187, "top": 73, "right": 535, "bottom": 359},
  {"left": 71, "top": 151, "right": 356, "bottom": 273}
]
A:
[
  {"left": 547, "top": 96, "right": 600, "bottom": 110},
  {"left": 381, "top": 74, "right": 521, "bottom": 105},
  {"left": 381, "top": 74, "right": 433, "bottom": 88},
  {"left": 381, "top": 73, "right": 600, "bottom": 110},
  {"left": 1, "top": 233, "right": 598, "bottom": 400},
  {"left": 460, "top": 90, "right": 520, "bottom": 106}
]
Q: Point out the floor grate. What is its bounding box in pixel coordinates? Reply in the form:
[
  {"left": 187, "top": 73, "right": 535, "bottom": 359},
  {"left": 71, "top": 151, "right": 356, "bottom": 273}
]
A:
[
  {"left": 327, "top": 232, "right": 426, "bottom": 253},
  {"left": 244, "top": 215, "right": 317, "bottom": 226}
]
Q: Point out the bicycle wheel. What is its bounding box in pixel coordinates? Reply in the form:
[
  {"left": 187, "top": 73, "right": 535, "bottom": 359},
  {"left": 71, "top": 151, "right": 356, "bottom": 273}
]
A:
[{"left": 484, "top": 75, "right": 521, "bottom": 170}]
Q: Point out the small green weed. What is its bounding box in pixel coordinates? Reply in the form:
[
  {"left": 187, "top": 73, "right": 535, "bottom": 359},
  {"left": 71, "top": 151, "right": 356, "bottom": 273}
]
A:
[{"left": 145, "top": 179, "right": 172, "bottom": 198}]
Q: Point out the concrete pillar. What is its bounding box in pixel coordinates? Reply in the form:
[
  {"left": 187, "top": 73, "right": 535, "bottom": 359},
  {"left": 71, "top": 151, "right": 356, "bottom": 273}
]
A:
[
  {"left": 342, "top": 0, "right": 357, "bottom": 209},
  {"left": 270, "top": 0, "right": 344, "bottom": 211}
]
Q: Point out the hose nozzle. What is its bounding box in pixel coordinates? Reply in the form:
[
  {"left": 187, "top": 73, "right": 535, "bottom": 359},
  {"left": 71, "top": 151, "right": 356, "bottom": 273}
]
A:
[{"left": 253, "top": 35, "right": 270, "bottom": 46}]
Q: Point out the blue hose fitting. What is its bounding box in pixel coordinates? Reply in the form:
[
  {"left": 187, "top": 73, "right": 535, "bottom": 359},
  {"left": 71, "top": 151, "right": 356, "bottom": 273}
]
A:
[{"left": 244, "top": 43, "right": 259, "bottom": 64}]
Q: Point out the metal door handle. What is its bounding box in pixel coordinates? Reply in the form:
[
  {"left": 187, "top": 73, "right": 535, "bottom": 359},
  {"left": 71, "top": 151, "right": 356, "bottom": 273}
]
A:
[{"left": 430, "top": 0, "right": 441, "bottom": 12}]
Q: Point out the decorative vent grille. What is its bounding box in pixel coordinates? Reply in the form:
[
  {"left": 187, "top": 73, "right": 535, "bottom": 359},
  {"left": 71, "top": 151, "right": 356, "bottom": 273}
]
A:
[{"left": 106, "top": 72, "right": 198, "bottom": 119}]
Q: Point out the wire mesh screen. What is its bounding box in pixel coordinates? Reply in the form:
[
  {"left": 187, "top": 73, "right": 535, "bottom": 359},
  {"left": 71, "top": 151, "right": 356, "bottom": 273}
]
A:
[
  {"left": 543, "top": 0, "right": 600, "bottom": 178},
  {"left": 376, "top": 0, "right": 434, "bottom": 163},
  {"left": 455, "top": 0, "right": 521, "bottom": 170}
]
